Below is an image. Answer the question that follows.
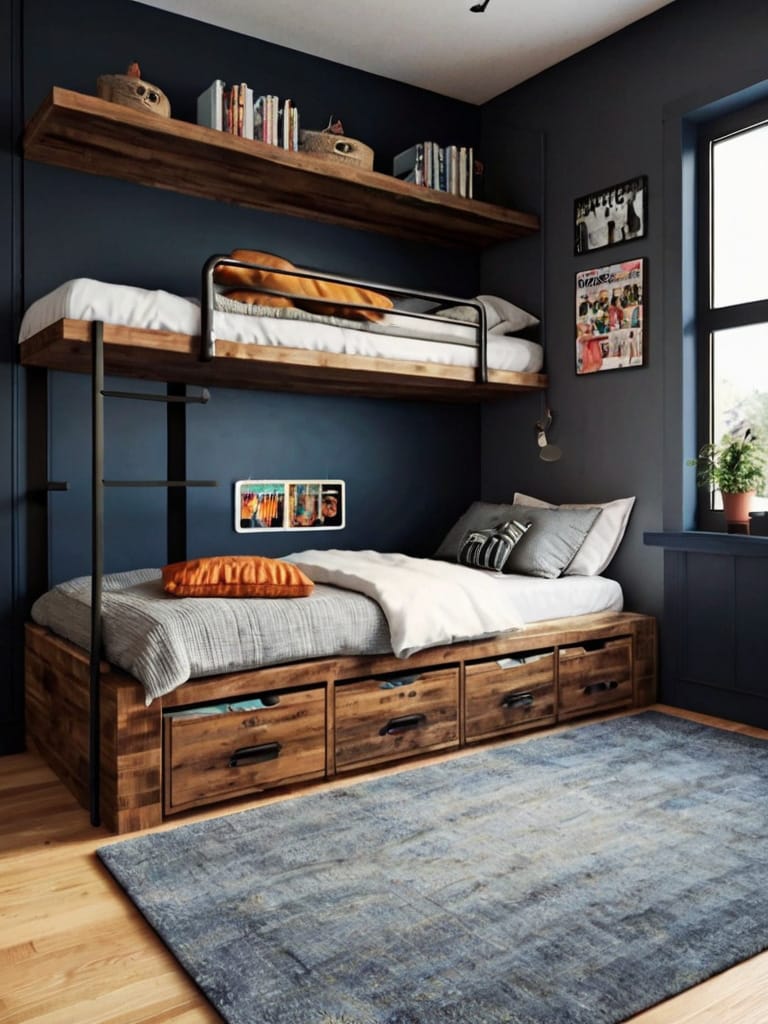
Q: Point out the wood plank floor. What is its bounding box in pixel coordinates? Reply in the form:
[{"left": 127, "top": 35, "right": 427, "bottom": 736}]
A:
[{"left": 2, "top": 704, "right": 768, "bottom": 1023}]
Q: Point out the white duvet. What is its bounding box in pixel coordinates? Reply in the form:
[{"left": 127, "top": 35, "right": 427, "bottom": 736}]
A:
[{"left": 287, "top": 549, "right": 531, "bottom": 656}]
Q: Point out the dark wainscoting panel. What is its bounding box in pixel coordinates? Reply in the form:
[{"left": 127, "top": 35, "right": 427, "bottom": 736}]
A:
[{"left": 646, "top": 532, "right": 768, "bottom": 728}]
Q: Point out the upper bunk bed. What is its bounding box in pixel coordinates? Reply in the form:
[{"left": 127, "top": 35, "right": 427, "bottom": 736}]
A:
[
  {"left": 18, "top": 252, "right": 547, "bottom": 401},
  {"left": 20, "top": 88, "right": 547, "bottom": 401}
]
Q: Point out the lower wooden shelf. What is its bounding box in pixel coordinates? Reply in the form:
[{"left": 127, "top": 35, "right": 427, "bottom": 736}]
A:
[{"left": 25, "top": 610, "right": 657, "bottom": 834}]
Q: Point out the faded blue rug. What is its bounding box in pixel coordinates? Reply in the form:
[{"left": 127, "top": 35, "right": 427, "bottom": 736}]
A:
[{"left": 97, "top": 712, "right": 768, "bottom": 1024}]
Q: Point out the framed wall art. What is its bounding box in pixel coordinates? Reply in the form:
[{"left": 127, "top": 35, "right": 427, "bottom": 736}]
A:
[
  {"left": 574, "top": 175, "right": 646, "bottom": 255},
  {"left": 235, "top": 479, "right": 345, "bottom": 532},
  {"left": 575, "top": 259, "right": 644, "bottom": 375}
]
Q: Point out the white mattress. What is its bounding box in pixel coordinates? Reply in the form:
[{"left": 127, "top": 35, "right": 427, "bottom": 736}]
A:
[{"left": 18, "top": 278, "right": 544, "bottom": 374}]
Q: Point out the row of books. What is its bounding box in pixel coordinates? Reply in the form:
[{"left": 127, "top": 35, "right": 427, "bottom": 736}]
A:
[
  {"left": 392, "top": 142, "right": 475, "bottom": 197},
  {"left": 196, "top": 80, "right": 300, "bottom": 151}
]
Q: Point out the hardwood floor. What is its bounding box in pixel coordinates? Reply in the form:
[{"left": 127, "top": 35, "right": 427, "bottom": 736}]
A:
[{"left": 2, "top": 704, "right": 768, "bottom": 1023}]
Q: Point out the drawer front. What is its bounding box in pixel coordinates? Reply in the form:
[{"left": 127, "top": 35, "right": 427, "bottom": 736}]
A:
[
  {"left": 465, "top": 651, "right": 555, "bottom": 740},
  {"left": 164, "top": 687, "right": 326, "bottom": 812},
  {"left": 335, "top": 667, "right": 459, "bottom": 770},
  {"left": 558, "top": 637, "right": 633, "bottom": 719}
]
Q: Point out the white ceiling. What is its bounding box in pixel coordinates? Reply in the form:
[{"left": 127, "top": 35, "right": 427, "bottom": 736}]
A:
[{"left": 135, "top": 0, "right": 677, "bottom": 105}]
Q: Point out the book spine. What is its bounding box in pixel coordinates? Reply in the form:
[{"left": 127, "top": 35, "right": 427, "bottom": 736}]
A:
[
  {"left": 254, "top": 96, "right": 265, "bottom": 142},
  {"left": 243, "top": 86, "right": 254, "bottom": 140},
  {"left": 196, "top": 79, "right": 225, "bottom": 131}
]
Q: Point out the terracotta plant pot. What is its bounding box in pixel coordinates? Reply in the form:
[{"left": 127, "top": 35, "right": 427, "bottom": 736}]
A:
[{"left": 721, "top": 490, "right": 755, "bottom": 525}]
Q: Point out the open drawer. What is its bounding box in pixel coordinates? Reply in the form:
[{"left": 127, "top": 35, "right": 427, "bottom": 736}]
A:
[
  {"left": 558, "top": 636, "right": 633, "bottom": 720},
  {"left": 163, "top": 685, "right": 327, "bottom": 814},
  {"left": 465, "top": 649, "right": 555, "bottom": 741},
  {"left": 334, "top": 666, "right": 459, "bottom": 771}
]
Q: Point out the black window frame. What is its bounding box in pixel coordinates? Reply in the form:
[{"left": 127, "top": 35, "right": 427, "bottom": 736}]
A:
[{"left": 695, "top": 97, "right": 768, "bottom": 531}]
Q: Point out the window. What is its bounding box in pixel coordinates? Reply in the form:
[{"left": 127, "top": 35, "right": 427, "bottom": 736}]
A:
[{"left": 697, "top": 99, "right": 768, "bottom": 528}]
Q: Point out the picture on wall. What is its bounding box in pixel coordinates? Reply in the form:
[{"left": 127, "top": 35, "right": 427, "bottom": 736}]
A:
[
  {"left": 575, "top": 259, "right": 644, "bottom": 375},
  {"left": 574, "top": 175, "right": 646, "bottom": 255},
  {"left": 235, "top": 479, "right": 345, "bottom": 532}
]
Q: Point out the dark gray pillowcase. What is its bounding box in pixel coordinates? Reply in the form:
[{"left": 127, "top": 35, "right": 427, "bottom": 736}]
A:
[{"left": 434, "top": 501, "right": 601, "bottom": 579}]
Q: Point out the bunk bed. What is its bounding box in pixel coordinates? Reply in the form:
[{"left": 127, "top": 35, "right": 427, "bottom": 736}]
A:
[{"left": 21, "top": 254, "right": 656, "bottom": 835}]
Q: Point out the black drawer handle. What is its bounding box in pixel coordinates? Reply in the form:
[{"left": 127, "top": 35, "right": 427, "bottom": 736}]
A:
[
  {"left": 379, "top": 713, "right": 426, "bottom": 736},
  {"left": 583, "top": 680, "right": 619, "bottom": 696},
  {"left": 501, "top": 691, "right": 534, "bottom": 709},
  {"left": 228, "top": 741, "right": 282, "bottom": 768}
]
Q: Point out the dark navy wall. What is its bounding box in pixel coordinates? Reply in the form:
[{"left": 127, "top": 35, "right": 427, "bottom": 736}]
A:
[
  {"left": 2, "top": 0, "right": 484, "bottom": 751},
  {"left": 479, "top": 0, "right": 768, "bottom": 619}
]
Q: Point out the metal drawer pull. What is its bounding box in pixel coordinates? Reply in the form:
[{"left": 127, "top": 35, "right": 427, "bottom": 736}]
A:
[
  {"left": 379, "top": 713, "right": 426, "bottom": 736},
  {"left": 228, "top": 741, "right": 282, "bottom": 768},
  {"left": 501, "top": 691, "right": 534, "bottom": 709},
  {"left": 583, "top": 680, "right": 619, "bottom": 696}
]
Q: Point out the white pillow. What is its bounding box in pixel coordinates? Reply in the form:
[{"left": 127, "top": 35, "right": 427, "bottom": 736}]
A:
[
  {"left": 513, "top": 493, "right": 635, "bottom": 576},
  {"left": 477, "top": 295, "right": 539, "bottom": 332}
]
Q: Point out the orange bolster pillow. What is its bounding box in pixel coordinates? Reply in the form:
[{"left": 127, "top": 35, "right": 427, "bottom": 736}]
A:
[
  {"left": 162, "top": 555, "right": 314, "bottom": 598},
  {"left": 214, "top": 249, "right": 393, "bottom": 322}
]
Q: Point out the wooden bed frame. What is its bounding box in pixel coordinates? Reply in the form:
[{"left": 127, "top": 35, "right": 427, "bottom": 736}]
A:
[
  {"left": 26, "top": 611, "right": 657, "bottom": 834},
  {"left": 19, "top": 302, "right": 548, "bottom": 404}
]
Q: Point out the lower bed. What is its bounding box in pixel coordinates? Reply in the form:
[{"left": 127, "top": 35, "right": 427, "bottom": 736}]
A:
[{"left": 26, "top": 567, "right": 656, "bottom": 834}]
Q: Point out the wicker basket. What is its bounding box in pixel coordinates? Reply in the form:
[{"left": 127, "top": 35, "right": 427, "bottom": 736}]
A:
[
  {"left": 97, "top": 74, "right": 171, "bottom": 118},
  {"left": 299, "top": 130, "right": 374, "bottom": 171}
]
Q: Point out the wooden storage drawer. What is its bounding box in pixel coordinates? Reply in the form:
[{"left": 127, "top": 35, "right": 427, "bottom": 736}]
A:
[
  {"left": 164, "top": 686, "right": 326, "bottom": 813},
  {"left": 335, "top": 667, "right": 459, "bottom": 770},
  {"left": 465, "top": 650, "right": 555, "bottom": 740},
  {"left": 558, "top": 637, "right": 633, "bottom": 720}
]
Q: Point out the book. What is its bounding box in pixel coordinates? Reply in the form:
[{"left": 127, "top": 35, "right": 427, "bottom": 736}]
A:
[
  {"left": 393, "top": 139, "right": 478, "bottom": 195},
  {"left": 393, "top": 143, "right": 421, "bottom": 179},
  {"left": 196, "top": 79, "right": 225, "bottom": 131}
]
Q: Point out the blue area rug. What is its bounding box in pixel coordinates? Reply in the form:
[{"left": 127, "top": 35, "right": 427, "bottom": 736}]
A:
[{"left": 97, "top": 712, "right": 768, "bottom": 1024}]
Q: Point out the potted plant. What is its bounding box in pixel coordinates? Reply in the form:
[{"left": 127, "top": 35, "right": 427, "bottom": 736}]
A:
[{"left": 688, "top": 429, "right": 767, "bottom": 525}]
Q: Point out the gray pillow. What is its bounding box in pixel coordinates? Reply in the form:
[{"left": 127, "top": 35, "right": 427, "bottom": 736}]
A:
[{"left": 435, "top": 501, "right": 601, "bottom": 579}]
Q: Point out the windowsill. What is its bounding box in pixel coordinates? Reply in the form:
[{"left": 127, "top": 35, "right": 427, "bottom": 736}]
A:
[{"left": 644, "top": 530, "right": 768, "bottom": 554}]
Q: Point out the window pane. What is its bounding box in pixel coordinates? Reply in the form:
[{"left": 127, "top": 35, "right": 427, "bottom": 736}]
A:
[
  {"left": 712, "top": 323, "right": 768, "bottom": 506},
  {"left": 712, "top": 121, "right": 768, "bottom": 308}
]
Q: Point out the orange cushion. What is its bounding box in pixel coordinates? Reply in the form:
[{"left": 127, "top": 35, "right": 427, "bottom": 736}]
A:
[
  {"left": 214, "top": 249, "right": 393, "bottom": 322},
  {"left": 162, "top": 555, "right": 314, "bottom": 598}
]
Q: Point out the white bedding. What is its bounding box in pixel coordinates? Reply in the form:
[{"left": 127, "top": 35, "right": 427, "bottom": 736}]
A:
[
  {"left": 288, "top": 549, "right": 623, "bottom": 657},
  {"left": 287, "top": 549, "right": 526, "bottom": 656},
  {"left": 18, "top": 278, "right": 544, "bottom": 374}
]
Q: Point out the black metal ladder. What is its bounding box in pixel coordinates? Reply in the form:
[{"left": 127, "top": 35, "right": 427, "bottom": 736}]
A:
[{"left": 87, "top": 320, "right": 216, "bottom": 826}]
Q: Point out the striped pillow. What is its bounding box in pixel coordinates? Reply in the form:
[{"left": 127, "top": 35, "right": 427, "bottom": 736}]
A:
[{"left": 458, "top": 519, "right": 532, "bottom": 572}]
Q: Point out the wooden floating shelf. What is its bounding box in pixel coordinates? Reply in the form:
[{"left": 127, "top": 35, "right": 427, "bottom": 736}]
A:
[{"left": 23, "top": 88, "right": 540, "bottom": 248}]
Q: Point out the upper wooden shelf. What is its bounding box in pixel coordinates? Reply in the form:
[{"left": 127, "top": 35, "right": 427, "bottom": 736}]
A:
[{"left": 23, "top": 88, "right": 540, "bottom": 248}]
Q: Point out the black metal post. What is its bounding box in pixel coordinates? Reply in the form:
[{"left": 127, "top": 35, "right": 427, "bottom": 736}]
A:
[{"left": 89, "top": 320, "right": 104, "bottom": 827}]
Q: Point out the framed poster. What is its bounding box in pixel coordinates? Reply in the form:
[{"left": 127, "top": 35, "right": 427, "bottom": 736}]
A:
[
  {"left": 575, "top": 259, "right": 644, "bottom": 375},
  {"left": 574, "top": 175, "right": 646, "bottom": 255},
  {"left": 235, "top": 479, "right": 345, "bottom": 532}
]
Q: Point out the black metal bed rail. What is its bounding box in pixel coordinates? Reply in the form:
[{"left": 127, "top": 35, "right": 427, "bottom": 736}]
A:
[
  {"left": 88, "top": 320, "right": 217, "bottom": 827},
  {"left": 200, "top": 254, "right": 489, "bottom": 384}
]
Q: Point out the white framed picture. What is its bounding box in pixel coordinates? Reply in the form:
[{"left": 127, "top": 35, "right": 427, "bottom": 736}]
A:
[{"left": 234, "top": 479, "right": 345, "bottom": 533}]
